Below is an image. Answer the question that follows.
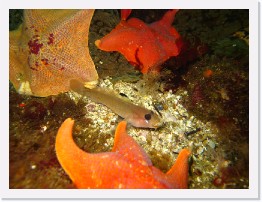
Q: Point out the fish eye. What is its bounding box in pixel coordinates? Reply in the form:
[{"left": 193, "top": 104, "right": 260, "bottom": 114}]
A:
[{"left": 144, "top": 113, "right": 151, "bottom": 121}]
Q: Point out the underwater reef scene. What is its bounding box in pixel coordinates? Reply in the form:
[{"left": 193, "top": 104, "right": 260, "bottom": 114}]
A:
[{"left": 9, "top": 9, "right": 248, "bottom": 189}]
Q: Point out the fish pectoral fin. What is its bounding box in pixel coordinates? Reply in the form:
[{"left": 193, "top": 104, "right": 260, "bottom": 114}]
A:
[{"left": 84, "top": 80, "right": 98, "bottom": 89}]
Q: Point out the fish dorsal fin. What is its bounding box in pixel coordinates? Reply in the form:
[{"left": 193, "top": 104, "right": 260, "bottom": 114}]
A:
[
  {"left": 165, "top": 148, "right": 191, "bottom": 188},
  {"left": 112, "top": 121, "right": 152, "bottom": 166}
]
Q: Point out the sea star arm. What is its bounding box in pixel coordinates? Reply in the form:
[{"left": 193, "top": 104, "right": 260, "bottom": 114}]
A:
[
  {"left": 56, "top": 118, "right": 190, "bottom": 188},
  {"left": 165, "top": 148, "right": 191, "bottom": 188},
  {"left": 112, "top": 121, "right": 152, "bottom": 166},
  {"left": 56, "top": 119, "right": 154, "bottom": 188}
]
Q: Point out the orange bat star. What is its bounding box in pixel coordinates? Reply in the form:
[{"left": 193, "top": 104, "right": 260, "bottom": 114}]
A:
[
  {"left": 95, "top": 9, "right": 183, "bottom": 74},
  {"left": 56, "top": 118, "right": 191, "bottom": 188}
]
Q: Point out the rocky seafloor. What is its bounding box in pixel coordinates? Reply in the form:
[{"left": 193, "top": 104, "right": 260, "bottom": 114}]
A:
[{"left": 9, "top": 9, "right": 249, "bottom": 189}]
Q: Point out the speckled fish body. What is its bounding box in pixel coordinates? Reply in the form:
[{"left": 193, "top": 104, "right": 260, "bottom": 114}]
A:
[
  {"left": 70, "top": 79, "right": 162, "bottom": 128},
  {"left": 55, "top": 118, "right": 191, "bottom": 188}
]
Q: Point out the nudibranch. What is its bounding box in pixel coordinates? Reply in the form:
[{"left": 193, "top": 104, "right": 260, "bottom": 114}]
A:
[{"left": 55, "top": 118, "right": 191, "bottom": 188}]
